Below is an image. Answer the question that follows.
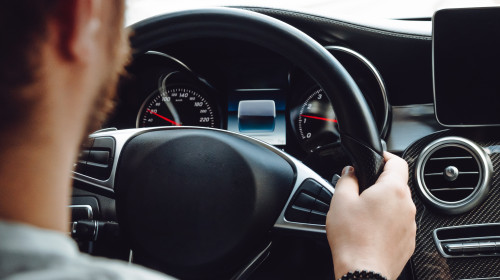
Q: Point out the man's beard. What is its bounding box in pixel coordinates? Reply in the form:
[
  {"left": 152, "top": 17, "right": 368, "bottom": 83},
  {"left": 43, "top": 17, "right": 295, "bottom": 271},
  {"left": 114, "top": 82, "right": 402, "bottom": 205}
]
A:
[
  {"left": 83, "top": 52, "right": 130, "bottom": 139},
  {"left": 83, "top": 66, "right": 124, "bottom": 137},
  {"left": 82, "top": 23, "right": 131, "bottom": 140}
]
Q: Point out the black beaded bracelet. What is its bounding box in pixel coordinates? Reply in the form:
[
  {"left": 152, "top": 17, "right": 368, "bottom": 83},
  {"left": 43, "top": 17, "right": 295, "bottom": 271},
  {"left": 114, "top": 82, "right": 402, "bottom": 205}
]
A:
[{"left": 338, "top": 270, "right": 388, "bottom": 280}]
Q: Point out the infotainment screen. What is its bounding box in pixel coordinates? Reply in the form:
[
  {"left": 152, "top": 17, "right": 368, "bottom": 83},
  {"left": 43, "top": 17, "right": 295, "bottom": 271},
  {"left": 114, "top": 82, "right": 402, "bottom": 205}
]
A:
[{"left": 433, "top": 7, "right": 500, "bottom": 126}]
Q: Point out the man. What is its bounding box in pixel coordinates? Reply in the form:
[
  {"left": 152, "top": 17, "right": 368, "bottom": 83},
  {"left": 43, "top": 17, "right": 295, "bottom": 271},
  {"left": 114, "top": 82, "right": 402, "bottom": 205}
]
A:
[{"left": 0, "top": 1, "right": 416, "bottom": 279}]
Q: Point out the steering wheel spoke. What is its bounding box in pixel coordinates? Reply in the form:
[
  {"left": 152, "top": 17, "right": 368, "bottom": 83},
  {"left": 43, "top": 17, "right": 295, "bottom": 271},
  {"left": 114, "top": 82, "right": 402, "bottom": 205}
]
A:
[
  {"left": 274, "top": 151, "right": 335, "bottom": 234},
  {"left": 73, "top": 128, "right": 143, "bottom": 192}
]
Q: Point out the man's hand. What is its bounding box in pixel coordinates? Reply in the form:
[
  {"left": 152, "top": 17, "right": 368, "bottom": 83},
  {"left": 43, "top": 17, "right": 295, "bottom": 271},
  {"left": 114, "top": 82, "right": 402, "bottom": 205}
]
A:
[{"left": 326, "top": 152, "right": 416, "bottom": 280}]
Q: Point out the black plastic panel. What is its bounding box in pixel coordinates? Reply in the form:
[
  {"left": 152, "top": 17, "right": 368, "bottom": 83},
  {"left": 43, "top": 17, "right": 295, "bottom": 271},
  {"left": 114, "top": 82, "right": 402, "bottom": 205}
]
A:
[{"left": 76, "top": 137, "right": 115, "bottom": 180}]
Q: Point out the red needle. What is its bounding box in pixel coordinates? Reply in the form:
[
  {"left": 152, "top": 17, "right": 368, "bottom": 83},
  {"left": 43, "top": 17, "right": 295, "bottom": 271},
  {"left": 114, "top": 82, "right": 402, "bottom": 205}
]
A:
[
  {"left": 300, "top": 114, "right": 338, "bottom": 123},
  {"left": 147, "top": 109, "right": 181, "bottom": 126}
]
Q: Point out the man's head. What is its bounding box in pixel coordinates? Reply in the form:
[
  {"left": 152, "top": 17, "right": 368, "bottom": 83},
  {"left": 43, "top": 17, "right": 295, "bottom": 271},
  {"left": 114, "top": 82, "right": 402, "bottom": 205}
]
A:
[
  {"left": 0, "top": 0, "right": 130, "bottom": 145},
  {"left": 0, "top": 0, "right": 131, "bottom": 232}
]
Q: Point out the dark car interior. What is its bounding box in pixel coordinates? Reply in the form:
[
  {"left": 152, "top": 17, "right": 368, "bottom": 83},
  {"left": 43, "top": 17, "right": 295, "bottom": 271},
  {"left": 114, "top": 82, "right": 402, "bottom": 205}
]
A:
[{"left": 71, "top": 6, "right": 500, "bottom": 280}]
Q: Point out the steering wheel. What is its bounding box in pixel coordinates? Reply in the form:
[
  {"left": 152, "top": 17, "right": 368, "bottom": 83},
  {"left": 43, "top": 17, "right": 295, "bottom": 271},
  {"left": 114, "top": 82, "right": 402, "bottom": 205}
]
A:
[{"left": 87, "top": 7, "right": 384, "bottom": 280}]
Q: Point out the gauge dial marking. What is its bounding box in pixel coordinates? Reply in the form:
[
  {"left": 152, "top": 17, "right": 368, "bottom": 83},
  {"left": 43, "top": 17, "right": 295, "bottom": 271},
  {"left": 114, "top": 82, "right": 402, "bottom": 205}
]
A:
[
  {"left": 300, "top": 114, "right": 338, "bottom": 123},
  {"left": 146, "top": 109, "right": 181, "bottom": 126},
  {"left": 294, "top": 88, "right": 339, "bottom": 152}
]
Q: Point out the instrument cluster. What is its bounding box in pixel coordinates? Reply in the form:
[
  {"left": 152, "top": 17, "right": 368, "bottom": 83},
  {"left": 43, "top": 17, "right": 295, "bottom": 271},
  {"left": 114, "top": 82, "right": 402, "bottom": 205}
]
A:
[{"left": 110, "top": 40, "right": 389, "bottom": 176}]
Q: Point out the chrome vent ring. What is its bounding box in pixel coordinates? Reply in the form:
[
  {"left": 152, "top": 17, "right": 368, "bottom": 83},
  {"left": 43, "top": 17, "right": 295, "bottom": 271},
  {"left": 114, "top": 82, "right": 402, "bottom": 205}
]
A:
[{"left": 415, "top": 136, "right": 492, "bottom": 215}]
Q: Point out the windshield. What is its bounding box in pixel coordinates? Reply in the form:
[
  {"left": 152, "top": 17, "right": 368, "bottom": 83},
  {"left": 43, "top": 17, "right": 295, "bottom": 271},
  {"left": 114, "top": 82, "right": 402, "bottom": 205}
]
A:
[{"left": 126, "top": 0, "right": 500, "bottom": 25}]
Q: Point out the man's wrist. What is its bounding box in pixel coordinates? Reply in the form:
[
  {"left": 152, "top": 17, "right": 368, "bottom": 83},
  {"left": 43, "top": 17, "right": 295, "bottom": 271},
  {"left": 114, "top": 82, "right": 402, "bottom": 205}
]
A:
[{"left": 333, "top": 256, "right": 391, "bottom": 280}]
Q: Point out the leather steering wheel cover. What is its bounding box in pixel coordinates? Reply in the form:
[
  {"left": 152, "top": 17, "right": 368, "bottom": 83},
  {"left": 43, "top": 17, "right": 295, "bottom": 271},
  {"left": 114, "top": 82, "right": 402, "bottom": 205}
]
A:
[
  {"left": 130, "top": 8, "right": 383, "bottom": 185},
  {"left": 130, "top": 7, "right": 384, "bottom": 189}
]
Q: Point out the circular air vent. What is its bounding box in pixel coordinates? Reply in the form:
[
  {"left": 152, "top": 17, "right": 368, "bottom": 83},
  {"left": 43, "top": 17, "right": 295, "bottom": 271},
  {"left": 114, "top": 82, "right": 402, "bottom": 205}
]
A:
[{"left": 415, "top": 137, "right": 492, "bottom": 214}]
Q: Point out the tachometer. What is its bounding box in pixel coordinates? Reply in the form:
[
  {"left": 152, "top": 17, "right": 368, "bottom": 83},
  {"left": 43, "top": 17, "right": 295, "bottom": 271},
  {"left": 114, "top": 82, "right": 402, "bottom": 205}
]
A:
[
  {"left": 137, "top": 86, "right": 220, "bottom": 128},
  {"left": 296, "top": 88, "right": 339, "bottom": 152},
  {"left": 292, "top": 46, "right": 389, "bottom": 154}
]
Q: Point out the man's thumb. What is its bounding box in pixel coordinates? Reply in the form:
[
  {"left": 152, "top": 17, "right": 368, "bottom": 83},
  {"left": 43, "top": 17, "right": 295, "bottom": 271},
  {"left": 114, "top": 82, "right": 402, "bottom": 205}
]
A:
[{"left": 333, "top": 166, "right": 360, "bottom": 199}]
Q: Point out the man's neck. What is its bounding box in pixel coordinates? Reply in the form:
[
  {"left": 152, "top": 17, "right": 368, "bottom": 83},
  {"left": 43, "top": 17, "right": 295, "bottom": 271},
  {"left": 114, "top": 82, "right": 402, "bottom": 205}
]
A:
[{"left": 0, "top": 92, "right": 85, "bottom": 232}]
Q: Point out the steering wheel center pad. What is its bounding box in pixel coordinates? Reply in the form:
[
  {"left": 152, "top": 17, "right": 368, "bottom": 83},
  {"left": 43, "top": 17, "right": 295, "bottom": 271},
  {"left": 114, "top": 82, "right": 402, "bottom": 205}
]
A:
[{"left": 115, "top": 129, "right": 294, "bottom": 278}]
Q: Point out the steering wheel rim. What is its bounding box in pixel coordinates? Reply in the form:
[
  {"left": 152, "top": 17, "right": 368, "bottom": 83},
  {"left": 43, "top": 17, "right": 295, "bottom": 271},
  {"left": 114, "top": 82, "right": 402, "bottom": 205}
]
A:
[
  {"left": 113, "top": 7, "right": 386, "bottom": 279},
  {"left": 130, "top": 7, "right": 385, "bottom": 190}
]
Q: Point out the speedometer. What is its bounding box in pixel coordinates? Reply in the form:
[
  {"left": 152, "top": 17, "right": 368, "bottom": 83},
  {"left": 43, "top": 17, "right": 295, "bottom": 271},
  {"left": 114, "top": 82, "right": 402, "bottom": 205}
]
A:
[{"left": 137, "top": 86, "right": 220, "bottom": 128}]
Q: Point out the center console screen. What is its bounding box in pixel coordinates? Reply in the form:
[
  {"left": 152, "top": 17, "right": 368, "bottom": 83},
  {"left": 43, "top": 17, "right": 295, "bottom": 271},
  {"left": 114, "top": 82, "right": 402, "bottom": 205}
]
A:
[{"left": 433, "top": 7, "right": 500, "bottom": 126}]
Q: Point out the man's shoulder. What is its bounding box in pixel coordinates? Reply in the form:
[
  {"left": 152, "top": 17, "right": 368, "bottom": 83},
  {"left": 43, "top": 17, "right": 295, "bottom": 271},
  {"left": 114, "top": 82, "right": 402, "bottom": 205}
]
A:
[{"left": 0, "top": 220, "right": 175, "bottom": 280}]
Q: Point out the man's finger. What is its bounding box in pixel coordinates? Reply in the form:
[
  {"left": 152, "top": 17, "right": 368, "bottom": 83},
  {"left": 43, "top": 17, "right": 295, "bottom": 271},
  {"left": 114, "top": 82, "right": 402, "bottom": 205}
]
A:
[{"left": 332, "top": 166, "right": 360, "bottom": 203}]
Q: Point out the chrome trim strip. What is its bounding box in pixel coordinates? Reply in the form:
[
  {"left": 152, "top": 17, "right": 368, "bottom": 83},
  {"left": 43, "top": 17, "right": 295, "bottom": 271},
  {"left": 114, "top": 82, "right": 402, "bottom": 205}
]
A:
[
  {"left": 431, "top": 187, "right": 475, "bottom": 192},
  {"left": 429, "top": 156, "right": 473, "bottom": 160},
  {"left": 145, "top": 51, "right": 193, "bottom": 72},
  {"left": 70, "top": 222, "right": 77, "bottom": 235},
  {"left": 72, "top": 126, "right": 334, "bottom": 234},
  {"left": 93, "top": 220, "right": 99, "bottom": 241},
  {"left": 231, "top": 242, "right": 272, "bottom": 280},
  {"left": 128, "top": 250, "right": 134, "bottom": 264},
  {"left": 68, "top": 205, "right": 94, "bottom": 220},
  {"left": 325, "top": 45, "right": 390, "bottom": 138}
]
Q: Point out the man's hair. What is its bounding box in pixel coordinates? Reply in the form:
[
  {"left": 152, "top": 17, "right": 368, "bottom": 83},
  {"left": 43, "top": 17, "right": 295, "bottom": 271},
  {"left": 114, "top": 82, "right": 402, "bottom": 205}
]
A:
[{"left": 0, "top": 1, "right": 59, "bottom": 128}]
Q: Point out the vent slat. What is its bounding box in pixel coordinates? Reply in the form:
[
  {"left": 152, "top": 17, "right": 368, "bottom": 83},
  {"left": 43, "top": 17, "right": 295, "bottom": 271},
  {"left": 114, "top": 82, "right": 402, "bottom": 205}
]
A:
[
  {"left": 430, "top": 188, "right": 475, "bottom": 192},
  {"left": 425, "top": 159, "right": 479, "bottom": 174},
  {"left": 424, "top": 171, "right": 479, "bottom": 176},
  {"left": 425, "top": 172, "right": 443, "bottom": 176},
  {"left": 429, "top": 156, "right": 473, "bottom": 161},
  {"left": 460, "top": 171, "right": 480, "bottom": 175}
]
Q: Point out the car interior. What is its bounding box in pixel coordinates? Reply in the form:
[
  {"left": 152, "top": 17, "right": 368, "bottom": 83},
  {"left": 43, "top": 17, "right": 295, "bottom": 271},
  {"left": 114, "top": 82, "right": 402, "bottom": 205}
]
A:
[{"left": 71, "top": 5, "right": 500, "bottom": 280}]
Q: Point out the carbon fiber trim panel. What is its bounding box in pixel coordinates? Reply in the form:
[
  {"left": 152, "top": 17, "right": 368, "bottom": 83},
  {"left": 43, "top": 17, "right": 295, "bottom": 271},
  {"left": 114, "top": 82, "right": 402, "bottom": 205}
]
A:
[{"left": 403, "top": 128, "right": 500, "bottom": 280}]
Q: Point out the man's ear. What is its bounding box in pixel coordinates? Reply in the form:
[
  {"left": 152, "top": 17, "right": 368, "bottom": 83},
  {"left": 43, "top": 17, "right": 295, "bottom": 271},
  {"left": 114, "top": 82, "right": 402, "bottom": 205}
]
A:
[{"left": 49, "top": 0, "right": 102, "bottom": 62}]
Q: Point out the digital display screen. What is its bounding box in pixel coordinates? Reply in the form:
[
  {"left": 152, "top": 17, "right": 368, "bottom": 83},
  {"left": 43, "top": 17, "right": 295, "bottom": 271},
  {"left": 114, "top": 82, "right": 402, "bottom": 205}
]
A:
[
  {"left": 227, "top": 89, "right": 286, "bottom": 145},
  {"left": 433, "top": 7, "right": 500, "bottom": 126}
]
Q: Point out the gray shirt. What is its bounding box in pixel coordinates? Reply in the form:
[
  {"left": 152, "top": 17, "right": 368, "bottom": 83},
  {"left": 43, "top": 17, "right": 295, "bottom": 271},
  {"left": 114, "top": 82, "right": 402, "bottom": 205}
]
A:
[{"left": 0, "top": 221, "right": 175, "bottom": 280}]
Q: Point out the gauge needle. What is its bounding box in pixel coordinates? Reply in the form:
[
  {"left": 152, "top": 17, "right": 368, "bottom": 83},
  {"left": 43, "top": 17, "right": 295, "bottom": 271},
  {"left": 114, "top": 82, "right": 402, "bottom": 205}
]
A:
[
  {"left": 147, "top": 109, "right": 182, "bottom": 126},
  {"left": 300, "top": 114, "right": 338, "bottom": 123}
]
